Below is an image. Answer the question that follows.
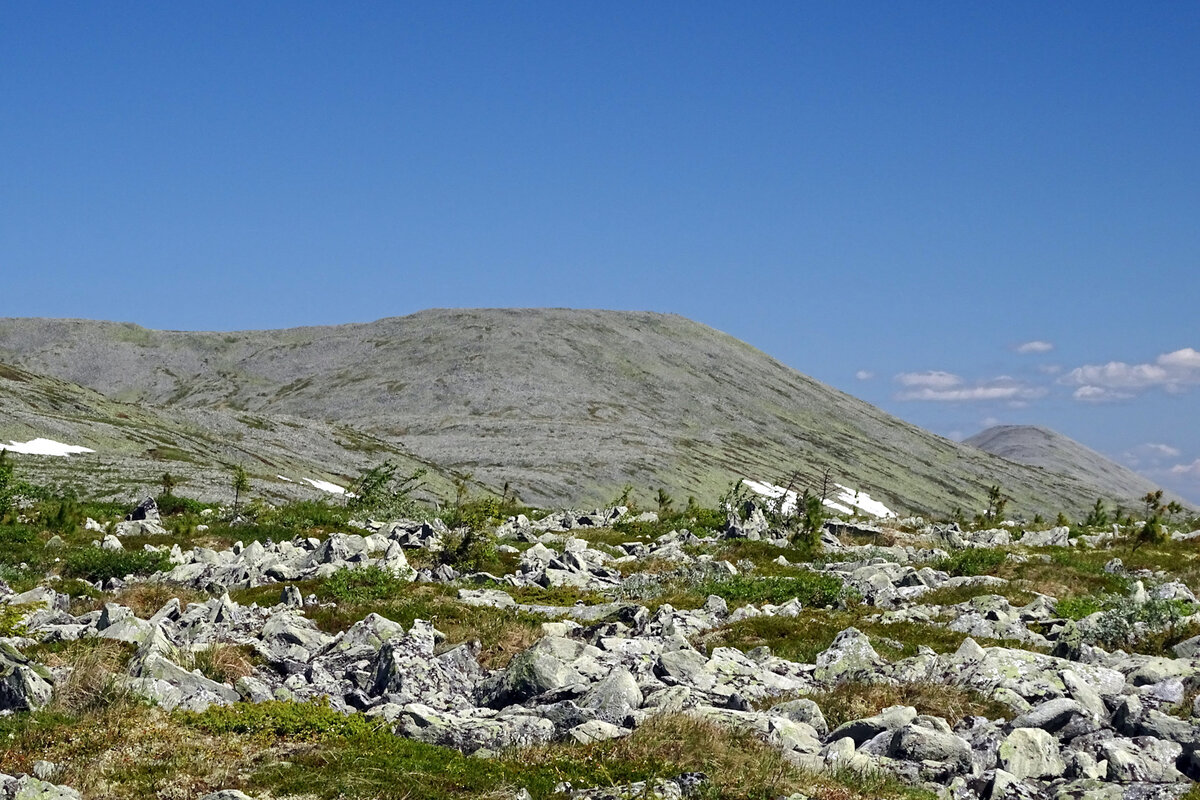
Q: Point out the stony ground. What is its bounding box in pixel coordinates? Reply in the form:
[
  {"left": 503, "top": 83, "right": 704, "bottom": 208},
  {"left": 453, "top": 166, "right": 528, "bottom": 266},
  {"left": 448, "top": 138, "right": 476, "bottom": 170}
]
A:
[{"left": 3, "top": 483, "right": 1200, "bottom": 800}]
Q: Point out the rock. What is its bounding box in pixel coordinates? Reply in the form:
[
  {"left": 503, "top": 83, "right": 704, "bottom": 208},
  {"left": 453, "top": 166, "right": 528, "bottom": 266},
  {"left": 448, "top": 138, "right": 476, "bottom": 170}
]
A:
[
  {"left": 567, "top": 720, "right": 630, "bottom": 744},
  {"left": 8, "top": 775, "right": 83, "bottom": 799},
  {"left": 1100, "top": 736, "right": 1186, "bottom": 783},
  {"left": 199, "top": 792, "right": 259, "bottom": 800},
  {"left": 813, "top": 628, "right": 883, "bottom": 684},
  {"left": 828, "top": 705, "right": 917, "bottom": 746},
  {"left": 768, "top": 698, "right": 828, "bottom": 737},
  {"left": 1020, "top": 526, "right": 1069, "bottom": 547},
  {"left": 371, "top": 621, "right": 482, "bottom": 708},
  {"left": 579, "top": 667, "right": 642, "bottom": 722},
  {"left": 998, "top": 728, "right": 1065, "bottom": 780},
  {"left": 0, "top": 645, "right": 53, "bottom": 712},
  {"left": 125, "top": 497, "right": 160, "bottom": 523},
  {"left": 887, "top": 722, "right": 973, "bottom": 773},
  {"left": 1011, "top": 697, "right": 1088, "bottom": 731}
]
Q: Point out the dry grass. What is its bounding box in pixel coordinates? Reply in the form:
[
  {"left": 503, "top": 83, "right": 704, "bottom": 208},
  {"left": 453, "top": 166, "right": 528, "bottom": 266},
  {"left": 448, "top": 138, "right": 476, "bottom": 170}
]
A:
[
  {"left": 37, "top": 639, "right": 133, "bottom": 715},
  {"left": 0, "top": 704, "right": 270, "bottom": 800},
  {"left": 102, "top": 583, "right": 208, "bottom": 618},
  {"left": 779, "top": 681, "right": 1012, "bottom": 730},
  {"left": 536, "top": 713, "right": 932, "bottom": 800},
  {"left": 180, "top": 643, "right": 258, "bottom": 685}
]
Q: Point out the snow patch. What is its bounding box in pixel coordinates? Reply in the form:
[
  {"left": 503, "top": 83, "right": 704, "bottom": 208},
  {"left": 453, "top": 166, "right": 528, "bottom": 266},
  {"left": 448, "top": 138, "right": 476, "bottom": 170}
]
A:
[
  {"left": 0, "top": 438, "right": 95, "bottom": 457},
  {"left": 741, "top": 479, "right": 895, "bottom": 519},
  {"left": 277, "top": 475, "right": 295, "bottom": 483},
  {"left": 303, "top": 478, "right": 350, "bottom": 496}
]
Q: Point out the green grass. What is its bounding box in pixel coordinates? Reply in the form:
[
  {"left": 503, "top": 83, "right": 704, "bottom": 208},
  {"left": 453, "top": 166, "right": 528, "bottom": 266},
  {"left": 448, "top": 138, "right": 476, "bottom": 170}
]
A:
[
  {"left": 931, "top": 548, "right": 1007, "bottom": 577},
  {"left": 61, "top": 548, "right": 172, "bottom": 583},
  {"left": 701, "top": 609, "right": 1037, "bottom": 664}
]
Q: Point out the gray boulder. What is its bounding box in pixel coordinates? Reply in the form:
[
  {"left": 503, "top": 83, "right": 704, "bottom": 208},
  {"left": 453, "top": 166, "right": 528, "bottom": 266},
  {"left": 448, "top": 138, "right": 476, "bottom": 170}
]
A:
[{"left": 998, "top": 727, "right": 1065, "bottom": 780}]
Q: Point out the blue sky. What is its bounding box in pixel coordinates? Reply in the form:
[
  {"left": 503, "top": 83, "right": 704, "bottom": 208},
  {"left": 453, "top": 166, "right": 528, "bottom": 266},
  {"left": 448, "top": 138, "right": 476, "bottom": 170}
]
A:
[{"left": 3, "top": 3, "right": 1199, "bottom": 501}]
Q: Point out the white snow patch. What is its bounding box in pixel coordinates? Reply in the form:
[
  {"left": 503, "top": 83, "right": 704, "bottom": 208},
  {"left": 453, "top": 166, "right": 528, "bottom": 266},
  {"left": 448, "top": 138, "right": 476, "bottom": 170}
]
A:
[
  {"left": 741, "top": 479, "right": 896, "bottom": 519},
  {"left": 303, "top": 478, "right": 350, "bottom": 496},
  {"left": 277, "top": 475, "right": 295, "bottom": 483},
  {"left": 0, "top": 438, "right": 95, "bottom": 457}
]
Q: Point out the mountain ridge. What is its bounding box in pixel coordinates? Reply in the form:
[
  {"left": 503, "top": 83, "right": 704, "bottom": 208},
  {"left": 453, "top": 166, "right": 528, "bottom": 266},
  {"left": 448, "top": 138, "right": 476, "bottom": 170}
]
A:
[{"left": 0, "top": 309, "right": 1169, "bottom": 515}]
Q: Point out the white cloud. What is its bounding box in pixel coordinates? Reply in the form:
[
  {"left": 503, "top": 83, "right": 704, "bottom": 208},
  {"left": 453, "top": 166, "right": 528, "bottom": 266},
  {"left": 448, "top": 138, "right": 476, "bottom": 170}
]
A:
[
  {"left": 1159, "top": 348, "right": 1200, "bottom": 369},
  {"left": 1063, "top": 347, "right": 1200, "bottom": 396},
  {"left": 895, "top": 371, "right": 962, "bottom": 390},
  {"left": 1017, "top": 340, "right": 1054, "bottom": 354},
  {"left": 898, "top": 381, "right": 1046, "bottom": 403},
  {"left": 1169, "top": 460, "right": 1200, "bottom": 479},
  {"left": 854, "top": 370, "right": 874, "bottom": 381},
  {"left": 1145, "top": 443, "right": 1182, "bottom": 458},
  {"left": 1073, "top": 385, "right": 1134, "bottom": 403},
  {"left": 1037, "top": 364, "right": 1063, "bottom": 375}
]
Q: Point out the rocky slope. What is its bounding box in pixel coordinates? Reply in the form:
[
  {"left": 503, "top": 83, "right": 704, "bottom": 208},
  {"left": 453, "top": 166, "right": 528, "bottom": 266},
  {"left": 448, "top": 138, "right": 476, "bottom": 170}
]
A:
[
  {"left": 5, "top": 494, "right": 1200, "bottom": 799},
  {"left": 965, "top": 426, "right": 1182, "bottom": 507},
  {"left": 0, "top": 310, "right": 1159, "bottom": 516},
  {"left": 0, "top": 362, "right": 470, "bottom": 504}
]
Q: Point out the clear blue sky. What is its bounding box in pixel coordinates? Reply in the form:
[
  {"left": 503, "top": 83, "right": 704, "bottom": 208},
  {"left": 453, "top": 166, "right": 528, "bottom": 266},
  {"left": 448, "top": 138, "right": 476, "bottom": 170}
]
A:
[{"left": 3, "top": 3, "right": 1199, "bottom": 501}]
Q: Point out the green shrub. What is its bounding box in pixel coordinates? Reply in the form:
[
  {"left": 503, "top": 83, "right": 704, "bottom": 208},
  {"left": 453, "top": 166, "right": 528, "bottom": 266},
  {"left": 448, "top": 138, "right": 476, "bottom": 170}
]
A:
[
  {"left": 183, "top": 699, "right": 382, "bottom": 740},
  {"left": 322, "top": 566, "right": 411, "bottom": 603},
  {"left": 155, "top": 493, "right": 208, "bottom": 517},
  {"left": 62, "top": 548, "right": 172, "bottom": 583},
  {"left": 1056, "top": 594, "right": 1108, "bottom": 620},
  {"left": 933, "top": 548, "right": 1006, "bottom": 577},
  {"left": 694, "top": 573, "right": 845, "bottom": 608},
  {"left": 437, "top": 529, "right": 501, "bottom": 574}
]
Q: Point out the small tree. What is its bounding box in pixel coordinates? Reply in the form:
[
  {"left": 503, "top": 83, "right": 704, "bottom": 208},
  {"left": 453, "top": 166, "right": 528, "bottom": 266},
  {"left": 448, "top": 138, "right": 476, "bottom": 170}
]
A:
[
  {"left": 347, "top": 462, "right": 427, "bottom": 519},
  {"left": 1055, "top": 511, "right": 1071, "bottom": 528},
  {"left": 793, "top": 490, "right": 825, "bottom": 550},
  {"left": 160, "top": 472, "right": 179, "bottom": 497},
  {"left": 1143, "top": 490, "right": 1165, "bottom": 517},
  {"left": 1083, "top": 499, "right": 1108, "bottom": 529},
  {"left": 984, "top": 485, "right": 1008, "bottom": 524},
  {"left": 231, "top": 466, "right": 249, "bottom": 518},
  {"left": 0, "top": 450, "right": 13, "bottom": 519},
  {"left": 1132, "top": 514, "right": 1166, "bottom": 552},
  {"left": 655, "top": 488, "right": 674, "bottom": 516}
]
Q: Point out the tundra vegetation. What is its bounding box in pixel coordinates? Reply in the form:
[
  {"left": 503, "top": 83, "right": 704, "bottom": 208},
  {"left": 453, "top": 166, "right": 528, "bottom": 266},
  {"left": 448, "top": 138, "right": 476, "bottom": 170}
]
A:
[{"left": 0, "top": 460, "right": 1199, "bottom": 800}]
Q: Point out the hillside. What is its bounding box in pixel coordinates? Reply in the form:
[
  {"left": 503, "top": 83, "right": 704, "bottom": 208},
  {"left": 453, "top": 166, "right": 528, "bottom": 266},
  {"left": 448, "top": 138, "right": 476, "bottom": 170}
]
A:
[
  {"left": 0, "top": 310, "right": 1154, "bottom": 516},
  {"left": 964, "top": 424, "right": 1183, "bottom": 507},
  {"left": 0, "top": 362, "right": 468, "bottom": 505}
]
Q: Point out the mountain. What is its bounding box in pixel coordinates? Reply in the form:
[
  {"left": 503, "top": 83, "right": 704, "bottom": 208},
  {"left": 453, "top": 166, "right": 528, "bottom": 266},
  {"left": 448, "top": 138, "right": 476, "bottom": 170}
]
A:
[
  {"left": 0, "top": 309, "right": 1158, "bottom": 515},
  {"left": 964, "top": 425, "right": 1184, "bottom": 508},
  {"left": 0, "top": 361, "right": 468, "bottom": 505}
]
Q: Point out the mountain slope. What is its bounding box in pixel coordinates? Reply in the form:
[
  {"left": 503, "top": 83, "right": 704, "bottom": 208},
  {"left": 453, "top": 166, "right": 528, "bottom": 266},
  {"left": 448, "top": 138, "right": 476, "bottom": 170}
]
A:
[
  {"left": 964, "top": 425, "right": 1181, "bottom": 507},
  {"left": 0, "top": 310, "right": 1153, "bottom": 515},
  {"left": 0, "top": 362, "right": 466, "bottom": 504}
]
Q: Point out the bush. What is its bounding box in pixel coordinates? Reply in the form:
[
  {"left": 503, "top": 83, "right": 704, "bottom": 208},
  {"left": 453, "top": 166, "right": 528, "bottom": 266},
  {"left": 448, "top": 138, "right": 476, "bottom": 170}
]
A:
[
  {"left": 933, "top": 548, "right": 1006, "bottom": 577},
  {"left": 62, "top": 548, "right": 172, "bottom": 583},
  {"left": 155, "top": 493, "right": 208, "bottom": 517},
  {"left": 322, "top": 566, "right": 411, "bottom": 603},
  {"left": 693, "top": 572, "right": 845, "bottom": 608},
  {"left": 183, "top": 699, "right": 382, "bottom": 740},
  {"left": 437, "top": 529, "right": 500, "bottom": 573},
  {"left": 347, "top": 462, "right": 427, "bottom": 519}
]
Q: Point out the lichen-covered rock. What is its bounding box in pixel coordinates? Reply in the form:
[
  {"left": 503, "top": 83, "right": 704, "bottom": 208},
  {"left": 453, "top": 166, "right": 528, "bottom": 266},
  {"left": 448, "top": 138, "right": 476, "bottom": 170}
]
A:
[{"left": 998, "top": 727, "right": 1065, "bottom": 780}]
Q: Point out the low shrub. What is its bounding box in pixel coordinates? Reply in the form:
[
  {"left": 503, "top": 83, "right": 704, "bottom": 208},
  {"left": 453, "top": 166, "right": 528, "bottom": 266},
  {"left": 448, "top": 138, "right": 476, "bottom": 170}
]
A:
[
  {"left": 933, "top": 548, "right": 1006, "bottom": 577},
  {"left": 322, "top": 566, "right": 410, "bottom": 603},
  {"left": 183, "top": 699, "right": 382, "bottom": 740},
  {"left": 61, "top": 548, "right": 172, "bottom": 583}
]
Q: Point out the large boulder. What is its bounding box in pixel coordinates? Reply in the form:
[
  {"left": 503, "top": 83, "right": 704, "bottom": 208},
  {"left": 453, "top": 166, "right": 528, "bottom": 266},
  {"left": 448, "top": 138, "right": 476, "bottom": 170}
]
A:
[
  {"left": 998, "top": 728, "right": 1065, "bottom": 780},
  {"left": 0, "top": 645, "right": 53, "bottom": 712},
  {"left": 483, "top": 636, "right": 604, "bottom": 708}
]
